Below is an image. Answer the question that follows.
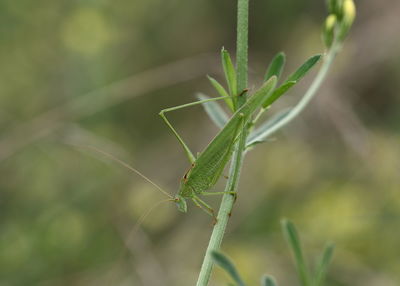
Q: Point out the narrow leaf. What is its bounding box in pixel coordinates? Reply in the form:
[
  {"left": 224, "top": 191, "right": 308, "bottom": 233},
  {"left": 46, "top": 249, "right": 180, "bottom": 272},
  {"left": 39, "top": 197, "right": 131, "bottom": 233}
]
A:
[
  {"left": 211, "top": 251, "right": 245, "bottom": 286},
  {"left": 197, "top": 93, "right": 229, "bottom": 129},
  {"left": 314, "top": 243, "right": 335, "bottom": 286},
  {"left": 246, "top": 108, "right": 292, "bottom": 147},
  {"left": 221, "top": 48, "right": 238, "bottom": 108},
  {"left": 281, "top": 219, "right": 311, "bottom": 286},
  {"left": 207, "top": 75, "right": 234, "bottom": 111},
  {"left": 260, "top": 54, "right": 322, "bottom": 109},
  {"left": 262, "top": 81, "right": 296, "bottom": 109},
  {"left": 261, "top": 275, "right": 278, "bottom": 286},
  {"left": 287, "top": 54, "right": 322, "bottom": 83},
  {"left": 264, "top": 52, "right": 286, "bottom": 82}
]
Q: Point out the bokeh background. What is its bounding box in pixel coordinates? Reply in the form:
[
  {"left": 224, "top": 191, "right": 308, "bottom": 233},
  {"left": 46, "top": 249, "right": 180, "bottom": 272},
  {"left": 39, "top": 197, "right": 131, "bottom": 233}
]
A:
[{"left": 1, "top": 0, "right": 400, "bottom": 285}]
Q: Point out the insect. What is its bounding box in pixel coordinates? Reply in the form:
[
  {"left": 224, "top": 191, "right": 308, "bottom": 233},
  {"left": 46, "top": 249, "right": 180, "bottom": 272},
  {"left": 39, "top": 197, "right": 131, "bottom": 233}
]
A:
[
  {"left": 82, "top": 51, "right": 321, "bottom": 219},
  {"left": 84, "top": 76, "right": 276, "bottom": 221},
  {"left": 156, "top": 75, "right": 277, "bottom": 217}
]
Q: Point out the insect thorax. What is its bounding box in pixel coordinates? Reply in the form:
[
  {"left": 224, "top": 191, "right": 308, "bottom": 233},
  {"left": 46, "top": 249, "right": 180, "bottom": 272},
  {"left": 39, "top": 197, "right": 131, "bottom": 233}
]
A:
[{"left": 177, "top": 182, "right": 194, "bottom": 198}]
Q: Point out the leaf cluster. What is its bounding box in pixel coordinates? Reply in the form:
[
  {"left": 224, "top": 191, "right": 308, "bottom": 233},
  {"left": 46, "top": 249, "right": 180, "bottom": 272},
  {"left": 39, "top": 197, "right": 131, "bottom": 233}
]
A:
[
  {"left": 212, "top": 220, "right": 335, "bottom": 286},
  {"left": 199, "top": 0, "right": 356, "bottom": 151},
  {"left": 201, "top": 49, "right": 321, "bottom": 150}
]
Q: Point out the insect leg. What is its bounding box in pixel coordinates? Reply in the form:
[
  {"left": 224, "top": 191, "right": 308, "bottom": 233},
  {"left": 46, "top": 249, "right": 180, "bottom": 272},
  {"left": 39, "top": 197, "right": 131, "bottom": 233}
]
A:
[
  {"left": 201, "top": 191, "right": 236, "bottom": 196},
  {"left": 201, "top": 191, "right": 238, "bottom": 203},
  {"left": 159, "top": 95, "right": 234, "bottom": 164},
  {"left": 191, "top": 197, "right": 215, "bottom": 217}
]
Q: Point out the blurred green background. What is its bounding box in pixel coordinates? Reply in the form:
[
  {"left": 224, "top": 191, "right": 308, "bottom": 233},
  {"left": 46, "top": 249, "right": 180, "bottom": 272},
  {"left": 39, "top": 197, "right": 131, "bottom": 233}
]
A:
[{"left": 1, "top": 0, "right": 400, "bottom": 285}]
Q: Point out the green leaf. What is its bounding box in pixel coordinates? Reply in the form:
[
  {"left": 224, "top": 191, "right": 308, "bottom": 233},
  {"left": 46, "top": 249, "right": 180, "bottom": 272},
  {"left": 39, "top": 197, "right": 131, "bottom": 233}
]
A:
[
  {"left": 314, "top": 243, "right": 335, "bottom": 286},
  {"left": 197, "top": 93, "right": 229, "bottom": 129},
  {"left": 287, "top": 54, "right": 322, "bottom": 83},
  {"left": 260, "top": 55, "right": 322, "bottom": 110},
  {"left": 262, "top": 81, "right": 296, "bottom": 109},
  {"left": 211, "top": 251, "right": 245, "bottom": 286},
  {"left": 264, "top": 52, "right": 286, "bottom": 82},
  {"left": 221, "top": 48, "right": 238, "bottom": 108},
  {"left": 246, "top": 108, "right": 292, "bottom": 147},
  {"left": 261, "top": 275, "right": 278, "bottom": 286},
  {"left": 281, "top": 219, "right": 311, "bottom": 286},
  {"left": 207, "top": 75, "right": 234, "bottom": 111}
]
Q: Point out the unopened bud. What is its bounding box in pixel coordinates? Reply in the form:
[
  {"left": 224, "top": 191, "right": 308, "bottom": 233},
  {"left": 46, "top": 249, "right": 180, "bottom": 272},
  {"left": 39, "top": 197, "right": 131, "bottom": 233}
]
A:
[
  {"left": 338, "top": 0, "right": 356, "bottom": 40},
  {"left": 343, "top": 0, "right": 356, "bottom": 21},
  {"left": 322, "top": 14, "right": 337, "bottom": 48},
  {"left": 327, "top": 0, "right": 343, "bottom": 18}
]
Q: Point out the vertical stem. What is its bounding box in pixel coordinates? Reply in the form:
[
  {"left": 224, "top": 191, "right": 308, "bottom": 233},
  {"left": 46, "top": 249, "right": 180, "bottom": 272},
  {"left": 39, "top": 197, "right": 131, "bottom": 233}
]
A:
[
  {"left": 195, "top": 133, "right": 247, "bottom": 286},
  {"left": 236, "top": 0, "right": 249, "bottom": 106},
  {"left": 196, "top": 1, "right": 249, "bottom": 285}
]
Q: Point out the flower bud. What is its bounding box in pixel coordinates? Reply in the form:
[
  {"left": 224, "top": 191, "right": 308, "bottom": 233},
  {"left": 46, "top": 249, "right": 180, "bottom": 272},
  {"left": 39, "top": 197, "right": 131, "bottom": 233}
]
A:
[
  {"left": 338, "top": 0, "right": 356, "bottom": 41},
  {"left": 322, "top": 14, "right": 337, "bottom": 48},
  {"left": 327, "top": 0, "right": 343, "bottom": 18}
]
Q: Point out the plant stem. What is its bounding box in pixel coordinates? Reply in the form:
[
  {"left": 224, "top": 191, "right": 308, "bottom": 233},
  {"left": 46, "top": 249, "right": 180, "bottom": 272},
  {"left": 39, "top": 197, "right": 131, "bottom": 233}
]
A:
[
  {"left": 195, "top": 132, "right": 247, "bottom": 286},
  {"left": 196, "top": 1, "right": 249, "bottom": 285},
  {"left": 196, "top": 2, "right": 340, "bottom": 285},
  {"left": 236, "top": 0, "right": 249, "bottom": 105}
]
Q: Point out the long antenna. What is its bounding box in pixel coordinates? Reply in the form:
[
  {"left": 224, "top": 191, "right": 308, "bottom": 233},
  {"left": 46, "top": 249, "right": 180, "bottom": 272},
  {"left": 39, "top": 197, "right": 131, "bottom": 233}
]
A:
[
  {"left": 129, "top": 198, "right": 175, "bottom": 240},
  {"left": 75, "top": 144, "right": 174, "bottom": 199}
]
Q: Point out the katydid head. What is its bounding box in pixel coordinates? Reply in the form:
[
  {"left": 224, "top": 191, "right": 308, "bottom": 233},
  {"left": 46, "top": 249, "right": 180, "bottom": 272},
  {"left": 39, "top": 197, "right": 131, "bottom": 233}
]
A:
[{"left": 174, "top": 195, "right": 187, "bottom": 213}]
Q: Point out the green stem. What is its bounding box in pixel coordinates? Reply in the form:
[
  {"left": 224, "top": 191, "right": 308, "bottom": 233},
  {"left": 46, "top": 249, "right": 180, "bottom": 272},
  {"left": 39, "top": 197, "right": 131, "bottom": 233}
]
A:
[
  {"left": 196, "top": 1, "right": 249, "bottom": 285},
  {"left": 195, "top": 131, "right": 247, "bottom": 286},
  {"left": 236, "top": 0, "right": 249, "bottom": 106}
]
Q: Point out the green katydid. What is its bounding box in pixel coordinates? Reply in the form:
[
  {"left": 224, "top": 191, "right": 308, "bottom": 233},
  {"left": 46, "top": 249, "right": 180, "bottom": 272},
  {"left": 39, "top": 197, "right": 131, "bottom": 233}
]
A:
[
  {"left": 84, "top": 76, "right": 277, "bottom": 219},
  {"left": 82, "top": 49, "right": 322, "bottom": 219},
  {"left": 158, "top": 75, "right": 277, "bottom": 217}
]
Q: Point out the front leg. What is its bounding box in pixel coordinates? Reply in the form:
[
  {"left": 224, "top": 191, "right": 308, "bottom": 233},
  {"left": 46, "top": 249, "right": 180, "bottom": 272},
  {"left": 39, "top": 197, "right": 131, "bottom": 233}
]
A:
[{"left": 159, "top": 95, "right": 235, "bottom": 164}]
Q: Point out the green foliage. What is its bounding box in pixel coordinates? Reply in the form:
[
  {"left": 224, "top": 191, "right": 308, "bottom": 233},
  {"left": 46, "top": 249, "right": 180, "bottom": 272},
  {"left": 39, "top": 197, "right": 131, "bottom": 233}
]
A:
[
  {"left": 212, "top": 221, "right": 335, "bottom": 286},
  {"left": 246, "top": 108, "right": 291, "bottom": 147},
  {"left": 281, "top": 219, "right": 311, "bottom": 286},
  {"left": 314, "top": 243, "right": 335, "bottom": 286},
  {"left": 261, "top": 81, "right": 296, "bottom": 109},
  {"left": 261, "top": 54, "right": 321, "bottom": 109},
  {"left": 281, "top": 220, "right": 336, "bottom": 286},
  {"left": 221, "top": 48, "right": 238, "bottom": 109},
  {"left": 327, "top": 0, "right": 344, "bottom": 18},
  {"left": 287, "top": 55, "right": 322, "bottom": 83},
  {"left": 199, "top": 0, "right": 355, "bottom": 282},
  {"left": 207, "top": 75, "right": 234, "bottom": 111},
  {"left": 0, "top": 0, "right": 361, "bottom": 284},
  {"left": 261, "top": 275, "right": 278, "bottom": 286},
  {"left": 264, "top": 52, "right": 286, "bottom": 82},
  {"left": 211, "top": 251, "right": 245, "bottom": 286}
]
